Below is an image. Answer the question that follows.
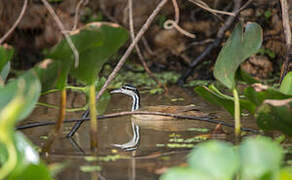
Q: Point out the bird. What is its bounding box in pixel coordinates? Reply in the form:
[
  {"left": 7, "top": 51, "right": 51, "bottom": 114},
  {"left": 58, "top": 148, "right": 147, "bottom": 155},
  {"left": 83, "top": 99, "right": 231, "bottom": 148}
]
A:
[{"left": 110, "top": 84, "right": 209, "bottom": 150}]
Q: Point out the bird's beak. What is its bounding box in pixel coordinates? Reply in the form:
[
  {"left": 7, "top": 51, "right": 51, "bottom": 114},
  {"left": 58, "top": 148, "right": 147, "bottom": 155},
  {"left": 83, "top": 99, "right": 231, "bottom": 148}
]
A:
[{"left": 110, "top": 88, "right": 122, "bottom": 94}]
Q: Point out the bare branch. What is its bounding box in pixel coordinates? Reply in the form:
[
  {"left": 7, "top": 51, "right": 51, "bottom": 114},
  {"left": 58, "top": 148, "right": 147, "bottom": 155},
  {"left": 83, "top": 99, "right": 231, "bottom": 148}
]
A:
[
  {"left": 0, "top": 0, "right": 28, "bottom": 45},
  {"left": 95, "top": 0, "right": 169, "bottom": 102},
  {"left": 41, "top": 0, "right": 79, "bottom": 67},
  {"left": 279, "top": 0, "right": 292, "bottom": 82}
]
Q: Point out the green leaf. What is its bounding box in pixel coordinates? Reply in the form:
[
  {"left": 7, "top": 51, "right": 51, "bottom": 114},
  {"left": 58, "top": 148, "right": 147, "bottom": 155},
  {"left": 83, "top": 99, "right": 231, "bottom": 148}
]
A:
[
  {"left": 6, "top": 133, "right": 52, "bottom": 180},
  {"left": 195, "top": 85, "right": 256, "bottom": 115},
  {"left": 214, "top": 22, "right": 262, "bottom": 89},
  {"left": 46, "top": 22, "right": 128, "bottom": 87},
  {"left": 187, "top": 141, "right": 239, "bottom": 180},
  {"left": 279, "top": 167, "right": 292, "bottom": 180},
  {"left": 244, "top": 85, "right": 292, "bottom": 106},
  {"left": 0, "top": 70, "right": 41, "bottom": 123},
  {"left": 239, "top": 136, "right": 283, "bottom": 180},
  {"left": 160, "top": 167, "right": 212, "bottom": 180},
  {"left": 235, "top": 67, "right": 260, "bottom": 85},
  {"left": 34, "top": 59, "right": 60, "bottom": 92},
  {"left": 256, "top": 99, "right": 292, "bottom": 136},
  {"left": 0, "top": 45, "right": 14, "bottom": 73},
  {"left": 280, "top": 72, "right": 292, "bottom": 95},
  {"left": 0, "top": 62, "right": 10, "bottom": 85}
]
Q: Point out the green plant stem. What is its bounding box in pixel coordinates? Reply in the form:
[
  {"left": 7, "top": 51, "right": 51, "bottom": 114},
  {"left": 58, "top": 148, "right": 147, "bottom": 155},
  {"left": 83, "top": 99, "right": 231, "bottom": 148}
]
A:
[
  {"left": 0, "top": 141, "right": 17, "bottom": 180},
  {"left": 233, "top": 88, "right": 241, "bottom": 141},
  {"left": 89, "top": 84, "right": 98, "bottom": 151},
  {"left": 41, "top": 86, "right": 86, "bottom": 95},
  {"left": 55, "top": 89, "right": 66, "bottom": 133},
  {"left": 37, "top": 102, "right": 86, "bottom": 112}
]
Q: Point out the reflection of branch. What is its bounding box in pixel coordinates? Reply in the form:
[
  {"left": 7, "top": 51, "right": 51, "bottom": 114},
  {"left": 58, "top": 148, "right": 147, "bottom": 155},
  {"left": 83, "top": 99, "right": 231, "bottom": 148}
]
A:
[
  {"left": 178, "top": 0, "right": 252, "bottom": 84},
  {"left": 95, "top": 0, "right": 168, "bottom": 102},
  {"left": 41, "top": 0, "right": 79, "bottom": 67},
  {"left": 0, "top": 0, "right": 28, "bottom": 45},
  {"left": 17, "top": 110, "right": 258, "bottom": 133},
  {"left": 128, "top": 0, "right": 165, "bottom": 90},
  {"left": 279, "top": 0, "right": 292, "bottom": 82}
]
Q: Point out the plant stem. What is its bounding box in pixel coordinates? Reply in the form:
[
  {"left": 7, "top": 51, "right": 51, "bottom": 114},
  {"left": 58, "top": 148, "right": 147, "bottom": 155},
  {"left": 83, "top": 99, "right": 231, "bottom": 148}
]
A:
[
  {"left": 89, "top": 84, "right": 98, "bottom": 151},
  {"left": 37, "top": 102, "right": 86, "bottom": 112},
  {"left": 55, "top": 89, "right": 67, "bottom": 133},
  {"left": 42, "top": 89, "right": 66, "bottom": 153},
  {"left": 233, "top": 88, "right": 241, "bottom": 141}
]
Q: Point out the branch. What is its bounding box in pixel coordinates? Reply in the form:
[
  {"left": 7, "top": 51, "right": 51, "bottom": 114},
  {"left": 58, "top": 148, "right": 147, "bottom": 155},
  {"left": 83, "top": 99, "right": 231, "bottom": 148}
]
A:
[
  {"left": 41, "top": 0, "right": 79, "bottom": 67},
  {"left": 0, "top": 0, "right": 28, "bottom": 45},
  {"left": 17, "top": 110, "right": 258, "bottom": 133},
  {"left": 279, "top": 0, "right": 292, "bottom": 82},
  {"left": 95, "top": 0, "right": 169, "bottom": 102},
  {"left": 178, "top": 0, "right": 253, "bottom": 84}
]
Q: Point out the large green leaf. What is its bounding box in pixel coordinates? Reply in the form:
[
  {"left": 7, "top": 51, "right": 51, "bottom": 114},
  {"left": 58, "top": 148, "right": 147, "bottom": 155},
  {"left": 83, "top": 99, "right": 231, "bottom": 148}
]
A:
[
  {"left": 0, "top": 70, "right": 51, "bottom": 179},
  {"left": 46, "top": 22, "right": 128, "bottom": 87},
  {"left": 6, "top": 133, "right": 52, "bottom": 180},
  {"left": 187, "top": 141, "right": 239, "bottom": 180},
  {"left": 256, "top": 99, "right": 292, "bottom": 136},
  {"left": 195, "top": 85, "right": 256, "bottom": 115},
  {"left": 239, "top": 136, "right": 283, "bottom": 180},
  {"left": 0, "top": 70, "right": 41, "bottom": 122},
  {"left": 280, "top": 71, "right": 292, "bottom": 95},
  {"left": 214, "top": 22, "right": 262, "bottom": 89}
]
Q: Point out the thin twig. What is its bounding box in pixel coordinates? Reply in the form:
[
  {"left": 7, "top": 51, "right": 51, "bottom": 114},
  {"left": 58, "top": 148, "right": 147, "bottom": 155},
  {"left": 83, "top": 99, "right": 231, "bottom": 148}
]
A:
[
  {"left": 178, "top": 0, "right": 246, "bottom": 84},
  {"left": 95, "top": 0, "right": 169, "bottom": 102},
  {"left": 164, "top": 0, "right": 196, "bottom": 38},
  {"left": 172, "top": 0, "right": 180, "bottom": 23},
  {"left": 0, "top": 0, "right": 28, "bottom": 45},
  {"left": 279, "top": 0, "right": 292, "bottom": 83},
  {"left": 128, "top": 0, "right": 165, "bottom": 90},
  {"left": 41, "top": 0, "right": 79, "bottom": 67},
  {"left": 16, "top": 110, "right": 258, "bottom": 133},
  {"left": 72, "top": 0, "right": 89, "bottom": 30},
  {"left": 188, "top": 0, "right": 235, "bottom": 16}
]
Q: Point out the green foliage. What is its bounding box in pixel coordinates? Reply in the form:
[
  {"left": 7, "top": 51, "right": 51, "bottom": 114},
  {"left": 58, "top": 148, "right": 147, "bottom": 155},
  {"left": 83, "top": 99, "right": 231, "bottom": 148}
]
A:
[
  {"left": 0, "top": 45, "right": 14, "bottom": 74},
  {"left": 214, "top": 22, "right": 262, "bottom": 89},
  {"left": 161, "top": 136, "right": 290, "bottom": 180},
  {"left": 256, "top": 99, "right": 292, "bottom": 136},
  {"left": 187, "top": 141, "right": 239, "bottom": 180},
  {"left": 45, "top": 22, "right": 128, "bottom": 88},
  {"left": 195, "top": 85, "right": 256, "bottom": 115},
  {"left": 279, "top": 72, "right": 292, "bottom": 95},
  {"left": 0, "top": 70, "right": 52, "bottom": 180},
  {"left": 239, "top": 136, "right": 283, "bottom": 180},
  {"left": 0, "top": 45, "right": 14, "bottom": 85}
]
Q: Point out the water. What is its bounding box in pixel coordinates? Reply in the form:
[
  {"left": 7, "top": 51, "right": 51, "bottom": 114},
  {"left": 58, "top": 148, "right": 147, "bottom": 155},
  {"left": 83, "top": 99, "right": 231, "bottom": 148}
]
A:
[{"left": 21, "top": 86, "right": 259, "bottom": 180}]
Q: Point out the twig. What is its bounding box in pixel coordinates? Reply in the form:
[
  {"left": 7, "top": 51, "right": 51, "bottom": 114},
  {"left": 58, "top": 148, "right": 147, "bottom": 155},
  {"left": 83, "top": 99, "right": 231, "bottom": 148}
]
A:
[
  {"left": 178, "top": 0, "right": 248, "bottom": 84},
  {"left": 188, "top": 0, "right": 235, "bottom": 16},
  {"left": 0, "top": 0, "right": 28, "bottom": 45},
  {"left": 72, "top": 0, "right": 89, "bottom": 30},
  {"left": 279, "top": 0, "right": 292, "bottom": 83},
  {"left": 164, "top": 0, "right": 196, "bottom": 38},
  {"left": 41, "top": 0, "right": 79, "bottom": 67},
  {"left": 16, "top": 110, "right": 258, "bottom": 133},
  {"left": 128, "top": 0, "right": 166, "bottom": 90},
  {"left": 172, "top": 0, "right": 180, "bottom": 23},
  {"left": 95, "top": 0, "right": 169, "bottom": 102}
]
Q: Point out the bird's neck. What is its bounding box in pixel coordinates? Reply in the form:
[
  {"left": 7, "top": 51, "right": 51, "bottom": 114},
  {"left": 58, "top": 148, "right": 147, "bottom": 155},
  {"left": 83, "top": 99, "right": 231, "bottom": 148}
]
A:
[{"left": 131, "top": 93, "right": 140, "bottom": 111}]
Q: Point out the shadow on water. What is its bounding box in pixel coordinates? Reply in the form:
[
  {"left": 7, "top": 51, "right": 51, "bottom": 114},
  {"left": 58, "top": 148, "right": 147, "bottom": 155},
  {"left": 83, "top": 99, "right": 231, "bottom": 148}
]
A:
[{"left": 21, "top": 86, "right": 259, "bottom": 180}]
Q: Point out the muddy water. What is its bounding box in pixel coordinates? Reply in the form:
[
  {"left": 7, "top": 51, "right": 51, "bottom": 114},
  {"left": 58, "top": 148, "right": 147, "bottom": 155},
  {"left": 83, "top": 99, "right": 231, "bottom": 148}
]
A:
[{"left": 21, "top": 86, "right": 258, "bottom": 180}]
